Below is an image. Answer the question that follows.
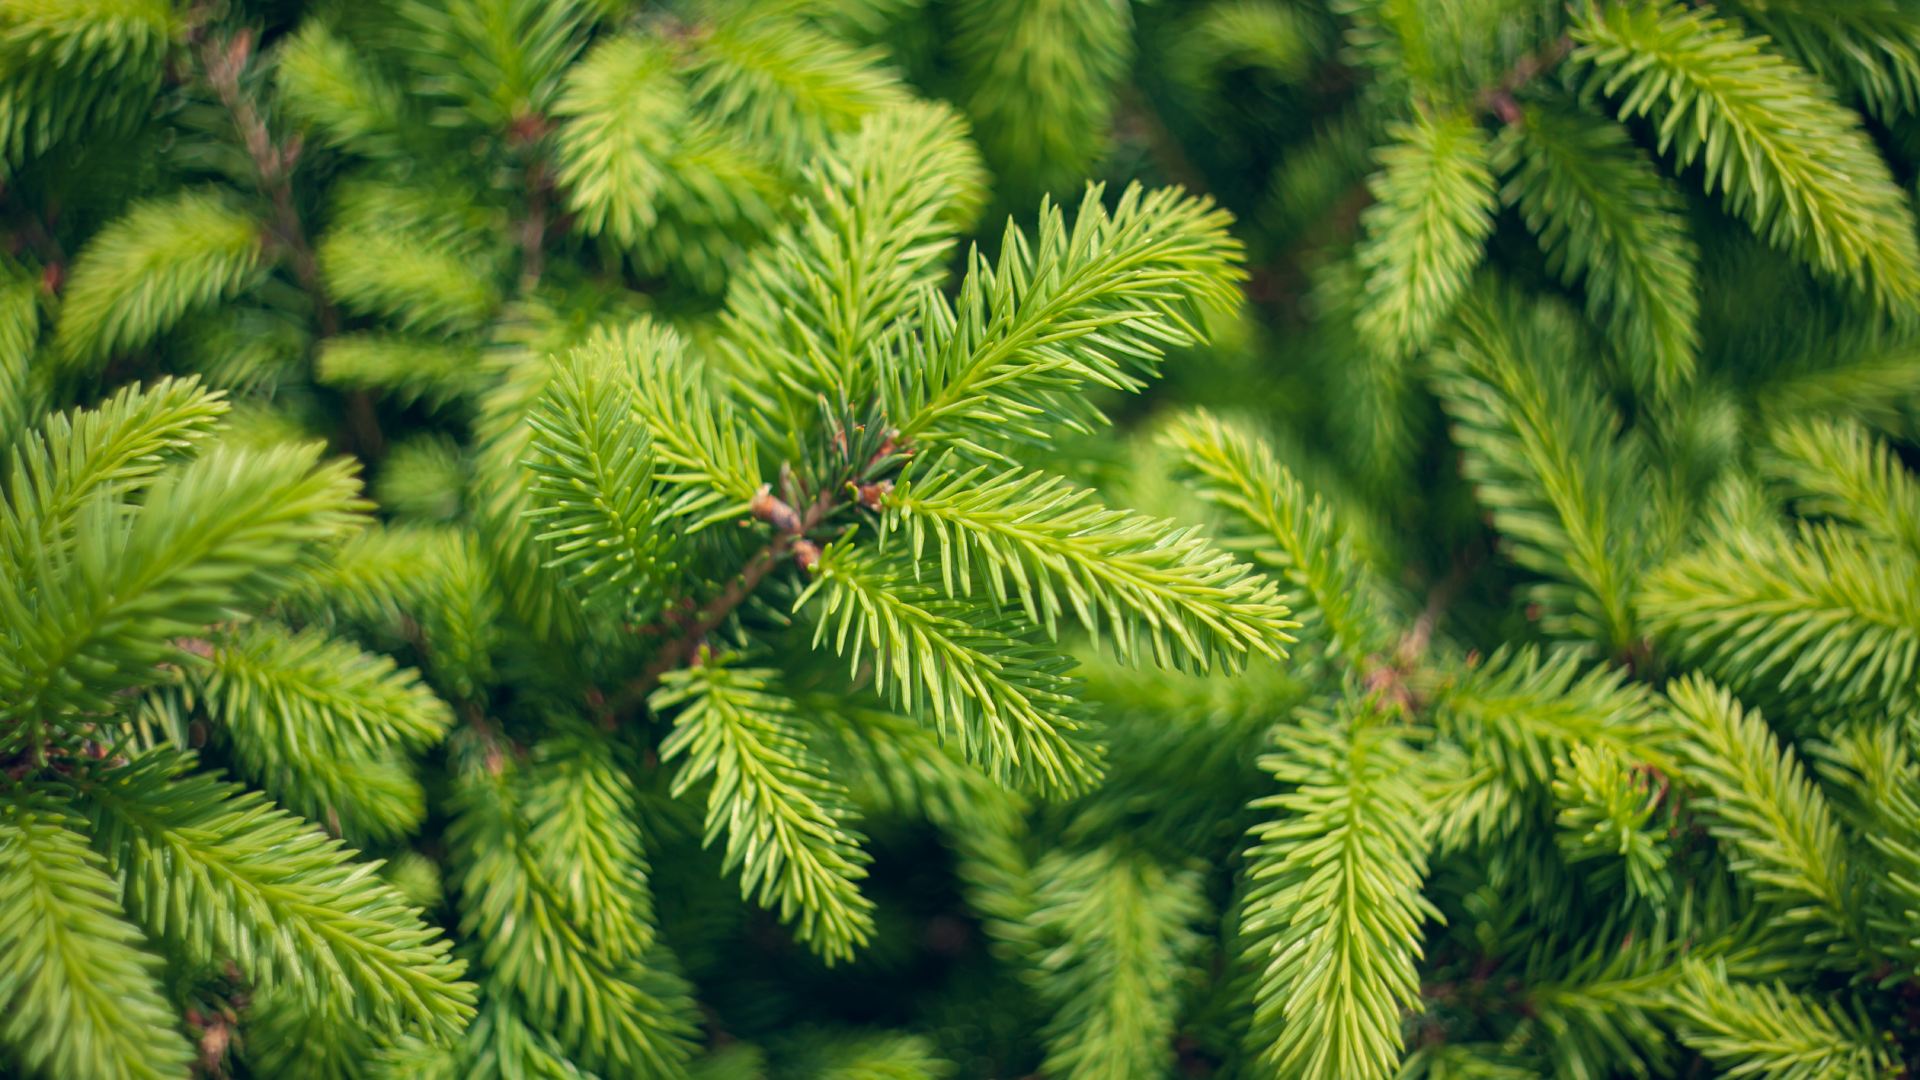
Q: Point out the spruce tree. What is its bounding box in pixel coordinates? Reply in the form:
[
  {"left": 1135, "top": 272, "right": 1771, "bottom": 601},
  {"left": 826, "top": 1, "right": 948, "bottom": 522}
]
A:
[{"left": 10, "top": 1, "right": 1920, "bottom": 1079}]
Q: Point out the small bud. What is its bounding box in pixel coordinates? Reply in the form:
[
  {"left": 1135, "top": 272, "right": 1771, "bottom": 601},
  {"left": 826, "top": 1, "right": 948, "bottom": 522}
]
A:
[
  {"left": 792, "top": 539, "right": 822, "bottom": 571},
  {"left": 198, "top": 1019, "right": 232, "bottom": 1072},
  {"left": 506, "top": 111, "right": 550, "bottom": 147},
  {"left": 855, "top": 479, "right": 894, "bottom": 510}
]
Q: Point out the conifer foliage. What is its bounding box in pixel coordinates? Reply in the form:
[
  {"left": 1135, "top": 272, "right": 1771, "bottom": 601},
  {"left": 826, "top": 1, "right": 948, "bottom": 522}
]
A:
[
  {"left": 14, "top": 0, "right": 1920, "bottom": 1077},
  {"left": 3, "top": 0, "right": 1281, "bottom": 1076}
]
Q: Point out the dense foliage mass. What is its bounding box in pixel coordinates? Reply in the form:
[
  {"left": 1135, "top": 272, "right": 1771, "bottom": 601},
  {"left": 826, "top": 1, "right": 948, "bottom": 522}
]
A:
[{"left": 11, "top": 0, "right": 1920, "bottom": 1077}]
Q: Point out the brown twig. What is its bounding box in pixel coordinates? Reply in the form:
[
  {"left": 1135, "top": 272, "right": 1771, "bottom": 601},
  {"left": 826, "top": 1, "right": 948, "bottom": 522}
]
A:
[
  {"left": 1476, "top": 35, "right": 1575, "bottom": 126},
  {"left": 611, "top": 488, "right": 836, "bottom": 719},
  {"left": 508, "top": 112, "right": 554, "bottom": 294},
  {"left": 1395, "top": 547, "right": 1480, "bottom": 670},
  {"left": 1363, "top": 546, "right": 1482, "bottom": 712},
  {"left": 519, "top": 159, "right": 549, "bottom": 293},
  {"left": 461, "top": 701, "right": 514, "bottom": 775},
  {"left": 197, "top": 29, "right": 385, "bottom": 460}
]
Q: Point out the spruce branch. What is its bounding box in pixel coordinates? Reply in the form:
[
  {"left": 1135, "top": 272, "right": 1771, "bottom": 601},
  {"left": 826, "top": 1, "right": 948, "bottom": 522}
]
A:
[
  {"left": 1428, "top": 645, "right": 1671, "bottom": 850},
  {"left": 51, "top": 190, "right": 267, "bottom": 374},
  {"left": 79, "top": 750, "right": 477, "bottom": 1041},
  {"left": 1494, "top": 102, "right": 1700, "bottom": 396},
  {"left": 1029, "top": 844, "right": 1209, "bottom": 1080},
  {"left": 1721, "top": 0, "right": 1920, "bottom": 122},
  {"left": 448, "top": 996, "right": 614, "bottom": 1080},
  {"left": 691, "top": 14, "right": 910, "bottom": 163},
  {"left": 1516, "top": 920, "right": 1697, "bottom": 1075},
  {"left": 769, "top": 1029, "right": 955, "bottom": 1079},
  {"left": 1641, "top": 522, "right": 1920, "bottom": 713},
  {"left": 724, "top": 101, "right": 987, "bottom": 444},
  {"left": 284, "top": 519, "right": 502, "bottom": 702},
  {"left": 1552, "top": 742, "right": 1675, "bottom": 904},
  {"left": 1572, "top": 0, "right": 1920, "bottom": 315},
  {"left": 649, "top": 657, "right": 875, "bottom": 961},
  {"left": 0, "top": 0, "right": 175, "bottom": 173},
  {"left": 1762, "top": 416, "right": 1920, "bottom": 558},
  {"left": 385, "top": 0, "right": 589, "bottom": 138},
  {"left": 0, "top": 796, "right": 193, "bottom": 1080},
  {"left": 1665, "top": 676, "right": 1869, "bottom": 961},
  {"left": 614, "top": 484, "right": 834, "bottom": 716},
  {"left": 797, "top": 542, "right": 1101, "bottom": 795},
  {"left": 316, "top": 216, "right": 501, "bottom": 336},
  {"left": 523, "top": 348, "right": 682, "bottom": 619},
  {"left": 0, "top": 375, "right": 228, "bottom": 581},
  {"left": 189, "top": 621, "right": 452, "bottom": 844},
  {"left": 273, "top": 22, "right": 411, "bottom": 155},
  {"left": 1671, "top": 959, "right": 1897, "bottom": 1078},
  {"left": 1352, "top": 109, "right": 1496, "bottom": 360},
  {"left": 1240, "top": 698, "right": 1437, "bottom": 1080},
  {"left": 603, "top": 322, "right": 764, "bottom": 527},
  {"left": 949, "top": 0, "right": 1134, "bottom": 197},
  {"left": 241, "top": 987, "right": 389, "bottom": 1078},
  {"left": 1816, "top": 724, "right": 1920, "bottom": 975},
  {"left": 880, "top": 456, "right": 1296, "bottom": 672},
  {"left": 317, "top": 335, "right": 487, "bottom": 411},
  {"left": 519, "top": 725, "right": 657, "bottom": 965},
  {"left": 1433, "top": 288, "right": 1657, "bottom": 657},
  {"left": 1162, "top": 409, "right": 1394, "bottom": 665},
  {"left": 449, "top": 761, "right": 698, "bottom": 1075},
  {"left": 0, "top": 441, "right": 367, "bottom": 758},
  {"left": 812, "top": 697, "right": 1021, "bottom": 832},
  {"left": 882, "top": 182, "right": 1245, "bottom": 449},
  {"left": 1748, "top": 323, "right": 1920, "bottom": 429},
  {"left": 553, "top": 33, "right": 686, "bottom": 248},
  {"left": 38, "top": 6, "right": 1920, "bottom": 1066},
  {"left": 0, "top": 260, "right": 43, "bottom": 447}
]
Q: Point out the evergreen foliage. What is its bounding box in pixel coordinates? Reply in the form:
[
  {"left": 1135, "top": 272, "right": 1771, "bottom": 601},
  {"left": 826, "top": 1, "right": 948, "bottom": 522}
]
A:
[{"left": 14, "top": 0, "right": 1920, "bottom": 1077}]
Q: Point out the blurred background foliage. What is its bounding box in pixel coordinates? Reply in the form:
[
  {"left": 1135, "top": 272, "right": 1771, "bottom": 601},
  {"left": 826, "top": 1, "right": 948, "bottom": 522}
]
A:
[{"left": 15, "top": 0, "right": 1920, "bottom": 1077}]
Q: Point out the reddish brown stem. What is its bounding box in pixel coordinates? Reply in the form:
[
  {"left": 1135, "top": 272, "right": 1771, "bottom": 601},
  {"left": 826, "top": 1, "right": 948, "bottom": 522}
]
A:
[
  {"left": 519, "top": 156, "right": 550, "bottom": 294},
  {"left": 1395, "top": 546, "right": 1479, "bottom": 669},
  {"left": 1475, "top": 35, "right": 1574, "bottom": 125},
  {"left": 612, "top": 490, "right": 835, "bottom": 719},
  {"left": 198, "top": 30, "right": 385, "bottom": 459},
  {"left": 508, "top": 112, "right": 554, "bottom": 295}
]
